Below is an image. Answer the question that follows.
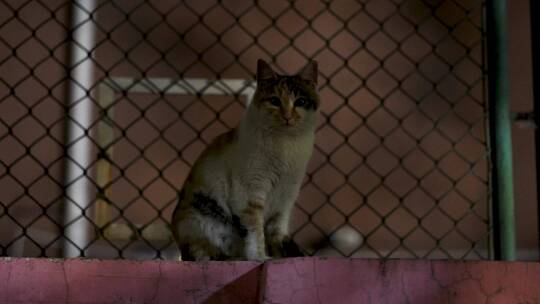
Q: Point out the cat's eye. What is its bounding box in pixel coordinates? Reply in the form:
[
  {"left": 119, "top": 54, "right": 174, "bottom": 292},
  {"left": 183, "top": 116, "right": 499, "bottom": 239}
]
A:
[
  {"left": 294, "top": 98, "right": 306, "bottom": 108},
  {"left": 268, "top": 97, "right": 281, "bottom": 107}
]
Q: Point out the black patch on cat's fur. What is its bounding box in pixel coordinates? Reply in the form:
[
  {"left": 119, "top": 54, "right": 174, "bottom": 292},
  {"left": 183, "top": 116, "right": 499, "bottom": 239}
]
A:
[
  {"left": 180, "top": 244, "right": 231, "bottom": 261},
  {"left": 281, "top": 236, "right": 305, "bottom": 257},
  {"left": 180, "top": 244, "right": 195, "bottom": 261},
  {"left": 178, "top": 189, "right": 186, "bottom": 201},
  {"left": 231, "top": 214, "right": 247, "bottom": 237},
  {"left": 268, "top": 236, "right": 305, "bottom": 258},
  {"left": 192, "top": 192, "right": 247, "bottom": 238}
]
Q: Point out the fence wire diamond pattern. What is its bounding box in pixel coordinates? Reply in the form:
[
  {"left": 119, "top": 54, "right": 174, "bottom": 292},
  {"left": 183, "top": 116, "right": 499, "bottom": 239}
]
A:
[{"left": 0, "top": 0, "right": 489, "bottom": 260}]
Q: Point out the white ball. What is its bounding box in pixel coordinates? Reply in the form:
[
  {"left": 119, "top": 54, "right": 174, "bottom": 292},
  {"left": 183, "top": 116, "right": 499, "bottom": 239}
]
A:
[{"left": 330, "top": 226, "right": 363, "bottom": 253}]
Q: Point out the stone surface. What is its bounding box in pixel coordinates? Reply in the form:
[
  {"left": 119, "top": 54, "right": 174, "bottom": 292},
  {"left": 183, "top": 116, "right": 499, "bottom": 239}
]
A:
[
  {"left": 0, "top": 258, "right": 260, "bottom": 304},
  {"left": 0, "top": 257, "right": 539, "bottom": 303},
  {"left": 261, "top": 258, "right": 540, "bottom": 304}
]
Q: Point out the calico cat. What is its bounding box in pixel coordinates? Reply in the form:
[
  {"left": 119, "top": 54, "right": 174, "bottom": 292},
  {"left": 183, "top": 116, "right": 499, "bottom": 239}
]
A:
[{"left": 171, "top": 59, "right": 320, "bottom": 261}]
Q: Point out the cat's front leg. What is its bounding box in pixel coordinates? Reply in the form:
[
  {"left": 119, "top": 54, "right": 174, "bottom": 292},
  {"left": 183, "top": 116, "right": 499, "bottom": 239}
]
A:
[
  {"left": 242, "top": 200, "right": 270, "bottom": 261},
  {"left": 265, "top": 212, "right": 304, "bottom": 258}
]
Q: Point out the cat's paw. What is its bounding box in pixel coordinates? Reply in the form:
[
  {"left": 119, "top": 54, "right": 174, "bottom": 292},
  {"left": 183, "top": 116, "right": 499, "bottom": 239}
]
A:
[
  {"left": 246, "top": 253, "right": 270, "bottom": 262},
  {"left": 254, "top": 255, "right": 271, "bottom": 262},
  {"left": 281, "top": 237, "right": 305, "bottom": 257},
  {"left": 267, "top": 236, "right": 305, "bottom": 258}
]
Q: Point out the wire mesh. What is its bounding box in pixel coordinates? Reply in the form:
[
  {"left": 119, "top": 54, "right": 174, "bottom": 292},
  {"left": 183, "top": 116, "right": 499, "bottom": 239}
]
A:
[{"left": 0, "top": 0, "right": 489, "bottom": 260}]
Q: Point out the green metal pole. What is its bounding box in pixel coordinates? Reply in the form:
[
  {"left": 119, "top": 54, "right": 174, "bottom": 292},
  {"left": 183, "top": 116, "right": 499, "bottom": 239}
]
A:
[{"left": 486, "top": 0, "right": 516, "bottom": 260}]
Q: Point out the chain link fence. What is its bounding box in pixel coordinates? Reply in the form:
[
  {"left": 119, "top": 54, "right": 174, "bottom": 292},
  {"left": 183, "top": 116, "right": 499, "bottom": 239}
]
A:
[{"left": 0, "top": 0, "right": 489, "bottom": 260}]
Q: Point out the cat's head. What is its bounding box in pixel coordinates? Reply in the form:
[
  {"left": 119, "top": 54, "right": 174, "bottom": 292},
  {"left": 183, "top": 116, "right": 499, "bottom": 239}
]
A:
[{"left": 249, "top": 59, "right": 320, "bottom": 134}]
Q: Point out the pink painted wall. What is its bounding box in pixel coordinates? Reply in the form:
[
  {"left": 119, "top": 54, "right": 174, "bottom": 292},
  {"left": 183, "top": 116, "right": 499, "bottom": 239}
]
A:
[
  {"left": 0, "top": 258, "right": 261, "bottom": 304},
  {"left": 1, "top": 257, "right": 539, "bottom": 304}
]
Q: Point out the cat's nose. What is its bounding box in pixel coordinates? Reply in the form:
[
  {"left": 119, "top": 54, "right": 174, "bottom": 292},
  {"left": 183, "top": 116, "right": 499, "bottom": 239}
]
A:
[
  {"left": 284, "top": 116, "right": 295, "bottom": 126},
  {"left": 282, "top": 111, "right": 292, "bottom": 120},
  {"left": 283, "top": 115, "right": 293, "bottom": 124}
]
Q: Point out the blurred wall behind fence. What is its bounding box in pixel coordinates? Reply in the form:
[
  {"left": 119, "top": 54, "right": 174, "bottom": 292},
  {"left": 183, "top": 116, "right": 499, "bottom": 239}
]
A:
[{"left": 0, "top": 0, "right": 537, "bottom": 260}]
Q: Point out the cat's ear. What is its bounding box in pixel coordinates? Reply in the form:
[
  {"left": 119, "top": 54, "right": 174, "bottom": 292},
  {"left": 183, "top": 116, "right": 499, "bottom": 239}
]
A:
[
  {"left": 297, "top": 60, "right": 318, "bottom": 85},
  {"left": 257, "top": 59, "right": 276, "bottom": 81}
]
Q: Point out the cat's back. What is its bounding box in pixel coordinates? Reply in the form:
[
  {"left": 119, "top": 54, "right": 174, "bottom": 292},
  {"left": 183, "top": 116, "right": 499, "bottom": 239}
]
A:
[
  {"left": 189, "top": 129, "right": 238, "bottom": 177},
  {"left": 204, "top": 129, "right": 237, "bottom": 156},
  {"left": 173, "top": 129, "right": 238, "bottom": 211}
]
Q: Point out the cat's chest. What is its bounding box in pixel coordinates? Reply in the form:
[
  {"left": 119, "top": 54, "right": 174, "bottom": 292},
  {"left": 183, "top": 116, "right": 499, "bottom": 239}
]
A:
[
  {"left": 231, "top": 135, "right": 311, "bottom": 195},
  {"left": 239, "top": 149, "right": 303, "bottom": 207},
  {"left": 238, "top": 151, "right": 298, "bottom": 186},
  {"left": 241, "top": 137, "right": 311, "bottom": 175}
]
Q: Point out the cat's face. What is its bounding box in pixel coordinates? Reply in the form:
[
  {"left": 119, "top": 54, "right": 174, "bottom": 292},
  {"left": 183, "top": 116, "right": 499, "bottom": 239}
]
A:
[{"left": 250, "top": 60, "right": 320, "bottom": 133}]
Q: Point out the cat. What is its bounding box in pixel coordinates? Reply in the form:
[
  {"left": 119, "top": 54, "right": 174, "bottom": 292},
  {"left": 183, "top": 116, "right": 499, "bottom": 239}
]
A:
[{"left": 170, "top": 59, "right": 320, "bottom": 261}]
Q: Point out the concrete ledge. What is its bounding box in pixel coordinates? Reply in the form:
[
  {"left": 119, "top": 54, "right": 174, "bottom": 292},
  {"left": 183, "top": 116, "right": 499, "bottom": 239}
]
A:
[
  {"left": 261, "top": 258, "right": 540, "bottom": 303},
  {"left": 0, "top": 257, "right": 539, "bottom": 303},
  {"left": 0, "top": 258, "right": 261, "bottom": 304}
]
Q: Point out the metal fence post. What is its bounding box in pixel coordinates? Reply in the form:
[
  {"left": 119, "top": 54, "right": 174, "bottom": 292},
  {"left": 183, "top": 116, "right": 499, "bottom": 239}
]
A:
[
  {"left": 530, "top": 0, "right": 540, "bottom": 260},
  {"left": 486, "top": 0, "right": 516, "bottom": 260},
  {"left": 62, "top": 0, "right": 98, "bottom": 257}
]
